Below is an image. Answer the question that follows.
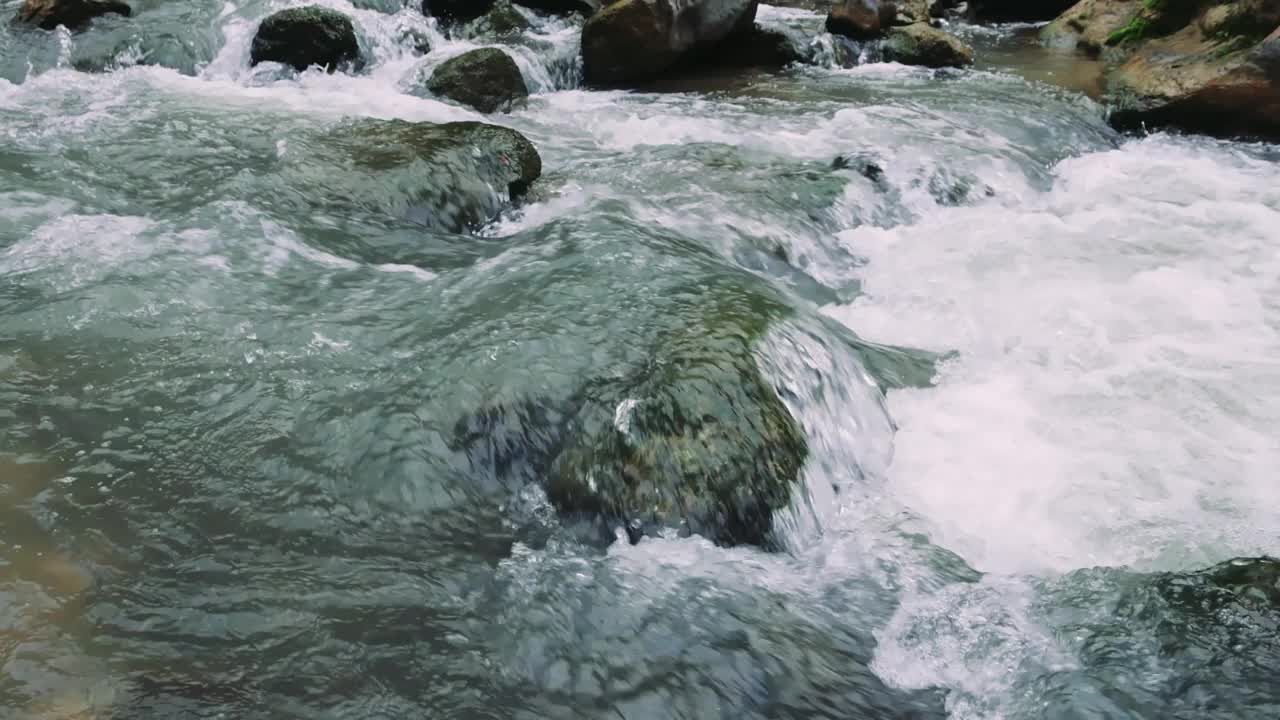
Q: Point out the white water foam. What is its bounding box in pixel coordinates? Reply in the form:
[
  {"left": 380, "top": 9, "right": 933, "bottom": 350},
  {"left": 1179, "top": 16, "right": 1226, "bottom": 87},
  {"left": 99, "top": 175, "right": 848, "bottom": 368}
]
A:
[{"left": 825, "top": 134, "right": 1280, "bottom": 576}]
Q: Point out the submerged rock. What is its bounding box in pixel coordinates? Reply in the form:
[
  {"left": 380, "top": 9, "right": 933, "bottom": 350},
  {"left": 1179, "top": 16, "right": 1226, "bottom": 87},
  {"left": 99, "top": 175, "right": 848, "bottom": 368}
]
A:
[
  {"left": 546, "top": 313, "right": 809, "bottom": 548},
  {"left": 249, "top": 6, "right": 363, "bottom": 73},
  {"left": 452, "top": 396, "right": 574, "bottom": 490},
  {"left": 1042, "top": 0, "right": 1280, "bottom": 140},
  {"left": 883, "top": 22, "right": 974, "bottom": 67},
  {"left": 14, "top": 0, "right": 130, "bottom": 31},
  {"left": 280, "top": 119, "right": 541, "bottom": 232},
  {"left": 427, "top": 48, "right": 530, "bottom": 113},
  {"left": 449, "top": 285, "right": 813, "bottom": 549},
  {"left": 580, "top": 0, "right": 760, "bottom": 85},
  {"left": 1054, "top": 557, "right": 1280, "bottom": 718}
]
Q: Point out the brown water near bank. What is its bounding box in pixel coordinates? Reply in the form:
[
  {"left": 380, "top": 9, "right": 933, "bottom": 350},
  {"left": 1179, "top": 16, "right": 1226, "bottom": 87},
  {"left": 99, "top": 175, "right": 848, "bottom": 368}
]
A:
[{"left": 970, "top": 25, "right": 1106, "bottom": 98}]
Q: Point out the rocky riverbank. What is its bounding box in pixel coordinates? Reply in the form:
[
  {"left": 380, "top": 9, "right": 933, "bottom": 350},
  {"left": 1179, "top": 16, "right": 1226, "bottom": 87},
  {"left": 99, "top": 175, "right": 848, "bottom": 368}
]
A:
[{"left": 12, "top": 0, "right": 1278, "bottom": 140}]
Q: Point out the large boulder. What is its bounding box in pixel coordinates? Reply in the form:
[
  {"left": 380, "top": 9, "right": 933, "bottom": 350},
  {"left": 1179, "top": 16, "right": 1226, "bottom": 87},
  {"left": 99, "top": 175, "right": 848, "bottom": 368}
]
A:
[
  {"left": 249, "top": 6, "right": 363, "bottom": 73},
  {"left": 276, "top": 119, "right": 541, "bottom": 232},
  {"left": 580, "top": 0, "right": 761, "bottom": 85},
  {"left": 545, "top": 319, "right": 809, "bottom": 548},
  {"left": 883, "top": 22, "right": 974, "bottom": 67},
  {"left": 13, "top": 0, "right": 130, "bottom": 30},
  {"left": 713, "top": 24, "right": 810, "bottom": 68},
  {"left": 967, "top": 0, "right": 1077, "bottom": 22},
  {"left": 426, "top": 48, "right": 530, "bottom": 113},
  {"left": 1042, "top": 0, "right": 1280, "bottom": 140},
  {"left": 1041, "top": 0, "right": 1141, "bottom": 56}
]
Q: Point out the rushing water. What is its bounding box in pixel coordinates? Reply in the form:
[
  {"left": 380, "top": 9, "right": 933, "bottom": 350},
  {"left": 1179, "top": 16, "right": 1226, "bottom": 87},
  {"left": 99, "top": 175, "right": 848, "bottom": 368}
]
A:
[{"left": 2, "top": 1, "right": 1280, "bottom": 718}]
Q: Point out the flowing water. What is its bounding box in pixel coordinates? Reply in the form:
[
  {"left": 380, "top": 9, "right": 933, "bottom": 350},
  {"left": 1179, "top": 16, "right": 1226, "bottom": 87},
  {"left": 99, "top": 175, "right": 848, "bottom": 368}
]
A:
[{"left": 2, "top": 1, "right": 1280, "bottom": 718}]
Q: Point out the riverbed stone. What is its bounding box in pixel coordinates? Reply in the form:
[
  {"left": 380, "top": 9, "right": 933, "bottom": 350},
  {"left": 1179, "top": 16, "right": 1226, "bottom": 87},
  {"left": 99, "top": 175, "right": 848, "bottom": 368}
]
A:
[
  {"left": 883, "top": 22, "right": 974, "bottom": 67},
  {"left": 14, "top": 0, "right": 131, "bottom": 30},
  {"left": 249, "top": 6, "right": 363, "bottom": 73},
  {"left": 426, "top": 48, "right": 529, "bottom": 113},
  {"left": 580, "top": 0, "right": 760, "bottom": 85}
]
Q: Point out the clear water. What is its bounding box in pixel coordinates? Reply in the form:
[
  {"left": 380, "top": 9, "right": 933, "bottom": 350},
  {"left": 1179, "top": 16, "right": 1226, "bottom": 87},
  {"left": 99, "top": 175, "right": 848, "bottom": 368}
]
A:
[{"left": 2, "top": 1, "right": 1279, "bottom": 718}]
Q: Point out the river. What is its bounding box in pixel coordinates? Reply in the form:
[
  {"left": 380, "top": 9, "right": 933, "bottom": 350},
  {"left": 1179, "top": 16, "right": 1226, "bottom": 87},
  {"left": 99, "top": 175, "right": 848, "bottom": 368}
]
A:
[{"left": 2, "top": 1, "right": 1279, "bottom": 718}]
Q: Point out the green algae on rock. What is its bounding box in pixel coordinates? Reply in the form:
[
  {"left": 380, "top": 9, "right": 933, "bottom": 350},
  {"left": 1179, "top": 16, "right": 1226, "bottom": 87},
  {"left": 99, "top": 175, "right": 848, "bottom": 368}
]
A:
[
  {"left": 883, "top": 22, "right": 975, "bottom": 68},
  {"left": 1043, "top": 0, "right": 1280, "bottom": 139},
  {"left": 544, "top": 292, "right": 809, "bottom": 548}
]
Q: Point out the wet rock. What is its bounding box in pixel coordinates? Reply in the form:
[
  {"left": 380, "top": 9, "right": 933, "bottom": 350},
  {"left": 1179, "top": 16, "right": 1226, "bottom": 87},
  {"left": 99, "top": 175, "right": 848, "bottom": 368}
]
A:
[
  {"left": 14, "top": 0, "right": 130, "bottom": 31},
  {"left": 883, "top": 22, "right": 974, "bottom": 67},
  {"left": 826, "top": 0, "right": 896, "bottom": 39},
  {"left": 1041, "top": 0, "right": 1140, "bottom": 56},
  {"left": 832, "top": 153, "right": 886, "bottom": 182},
  {"left": 249, "top": 6, "right": 363, "bottom": 73},
  {"left": 423, "top": 0, "right": 496, "bottom": 24},
  {"left": 544, "top": 310, "right": 809, "bottom": 548},
  {"left": 712, "top": 24, "right": 810, "bottom": 68},
  {"left": 426, "top": 48, "right": 529, "bottom": 113},
  {"left": 279, "top": 119, "right": 541, "bottom": 232},
  {"left": 967, "top": 0, "right": 1077, "bottom": 22},
  {"left": 581, "top": 0, "right": 760, "bottom": 85},
  {"left": 1043, "top": 0, "right": 1280, "bottom": 140},
  {"left": 462, "top": 0, "right": 531, "bottom": 37},
  {"left": 1055, "top": 557, "right": 1280, "bottom": 718},
  {"left": 513, "top": 0, "right": 600, "bottom": 14}
]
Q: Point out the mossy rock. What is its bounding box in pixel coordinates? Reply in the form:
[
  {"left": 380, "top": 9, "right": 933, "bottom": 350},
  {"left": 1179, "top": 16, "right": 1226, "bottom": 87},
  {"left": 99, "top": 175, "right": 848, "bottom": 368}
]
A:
[
  {"left": 464, "top": 0, "right": 532, "bottom": 37},
  {"left": 882, "top": 22, "right": 974, "bottom": 68},
  {"left": 249, "top": 6, "right": 363, "bottom": 73},
  {"left": 276, "top": 119, "right": 541, "bottom": 232},
  {"left": 427, "top": 48, "right": 529, "bottom": 113},
  {"left": 544, "top": 298, "right": 809, "bottom": 548}
]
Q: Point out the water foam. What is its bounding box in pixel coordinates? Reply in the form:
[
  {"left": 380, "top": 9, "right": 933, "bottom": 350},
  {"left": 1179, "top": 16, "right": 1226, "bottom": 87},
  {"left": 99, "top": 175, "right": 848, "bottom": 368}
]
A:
[{"left": 826, "top": 134, "right": 1280, "bottom": 575}]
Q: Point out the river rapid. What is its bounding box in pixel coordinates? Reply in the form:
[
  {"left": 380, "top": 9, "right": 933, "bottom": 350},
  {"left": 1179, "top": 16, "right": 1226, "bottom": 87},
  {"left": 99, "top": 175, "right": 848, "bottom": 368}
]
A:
[{"left": 2, "top": 1, "right": 1280, "bottom": 718}]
